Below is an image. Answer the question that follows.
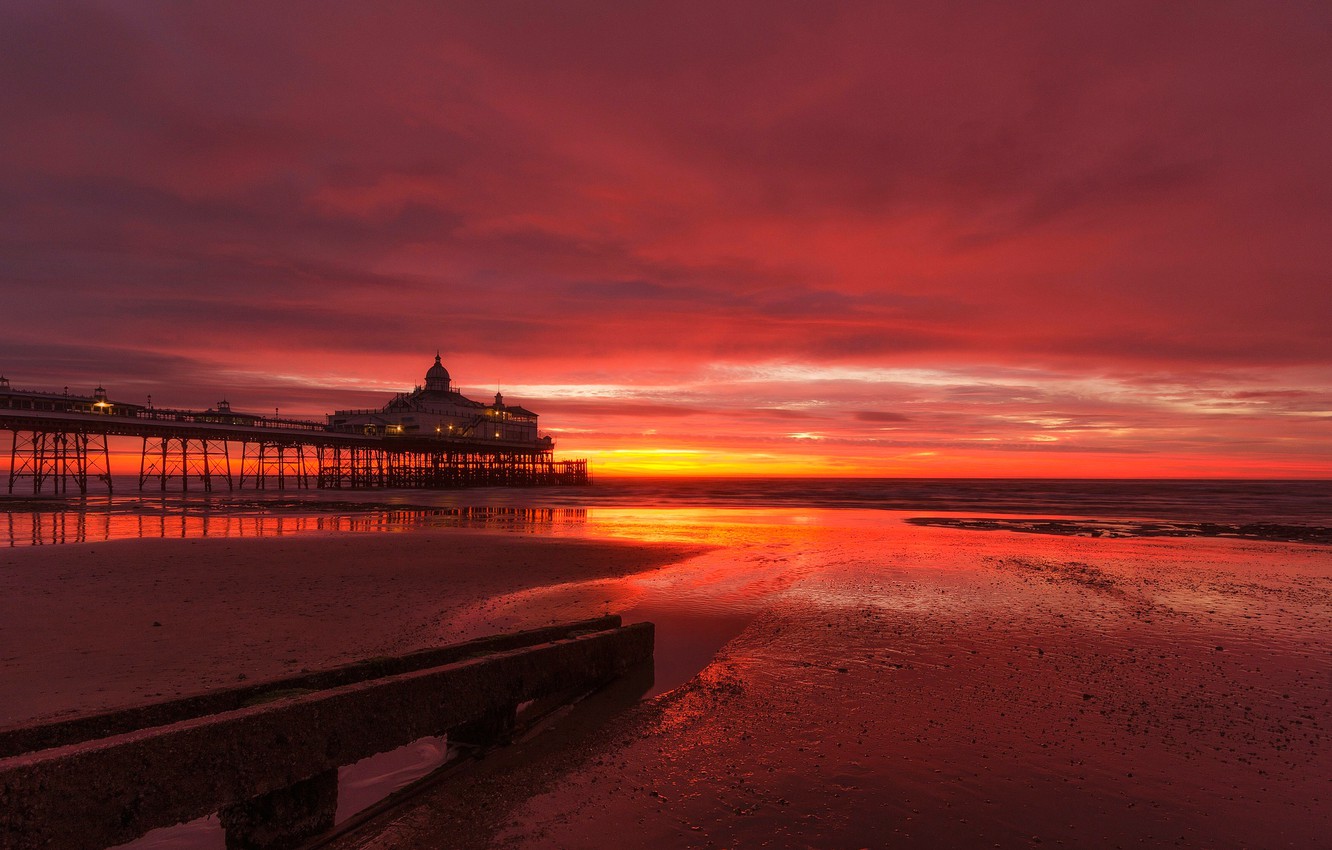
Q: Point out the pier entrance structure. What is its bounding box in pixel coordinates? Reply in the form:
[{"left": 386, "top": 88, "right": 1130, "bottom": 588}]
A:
[{"left": 0, "top": 360, "right": 589, "bottom": 495}]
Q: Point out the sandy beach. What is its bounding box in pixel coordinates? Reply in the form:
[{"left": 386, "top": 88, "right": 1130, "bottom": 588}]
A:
[
  {"left": 0, "top": 531, "right": 704, "bottom": 727},
  {"left": 3, "top": 507, "right": 1329, "bottom": 849}
]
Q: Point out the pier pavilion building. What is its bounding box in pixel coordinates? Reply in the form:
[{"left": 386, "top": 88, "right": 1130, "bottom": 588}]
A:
[{"left": 326, "top": 355, "right": 552, "bottom": 450}]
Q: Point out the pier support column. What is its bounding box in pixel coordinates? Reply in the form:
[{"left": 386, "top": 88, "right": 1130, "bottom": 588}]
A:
[
  {"left": 8, "top": 430, "right": 72, "bottom": 495},
  {"left": 218, "top": 769, "right": 338, "bottom": 850},
  {"left": 72, "top": 431, "right": 113, "bottom": 495},
  {"left": 238, "top": 441, "right": 317, "bottom": 491},
  {"left": 139, "top": 437, "right": 233, "bottom": 492},
  {"left": 8, "top": 429, "right": 42, "bottom": 494}
]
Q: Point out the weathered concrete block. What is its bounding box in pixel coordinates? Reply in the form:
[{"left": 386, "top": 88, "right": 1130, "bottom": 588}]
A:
[
  {"left": 0, "top": 615, "right": 624, "bottom": 759},
  {"left": 0, "top": 619, "right": 654, "bottom": 850}
]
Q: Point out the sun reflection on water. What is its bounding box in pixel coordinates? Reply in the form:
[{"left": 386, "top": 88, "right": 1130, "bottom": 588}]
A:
[{"left": 0, "top": 505, "right": 591, "bottom": 548}]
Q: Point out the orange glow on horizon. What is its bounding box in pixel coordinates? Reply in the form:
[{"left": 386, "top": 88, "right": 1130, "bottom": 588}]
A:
[
  {"left": 36, "top": 439, "right": 1330, "bottom": 483},
  {"left": 578, "top": 447, "right": 1332, "bottom": 479}
]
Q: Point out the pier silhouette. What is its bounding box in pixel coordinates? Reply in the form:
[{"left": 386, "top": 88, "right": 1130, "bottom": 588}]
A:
[{"left": 0, "top": 363, "right": 589, "bottom": 495}]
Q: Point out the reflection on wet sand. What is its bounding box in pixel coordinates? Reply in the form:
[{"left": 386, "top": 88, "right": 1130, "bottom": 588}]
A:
[
  {"left": 1, "top": 505, "right": 588, "bottom": 547},
  {"left": 320, "top": 509, "right": 1332, "bottom": 850}
]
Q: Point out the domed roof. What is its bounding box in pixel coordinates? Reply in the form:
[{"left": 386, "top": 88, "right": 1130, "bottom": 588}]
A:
[{"left": 425, "top": 353, "right": 450, "bottom": 391}]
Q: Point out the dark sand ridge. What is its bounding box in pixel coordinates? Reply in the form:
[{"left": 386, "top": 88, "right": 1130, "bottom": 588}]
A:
[
  {"left": 324, "top": 520, "right": 1331, "bottom": 850},
  {"left": 0, "top": 532, "right": 706, "bottom": 727},
  {"left": 907, "top": 516, "right": 1332, "bottom": 545}
]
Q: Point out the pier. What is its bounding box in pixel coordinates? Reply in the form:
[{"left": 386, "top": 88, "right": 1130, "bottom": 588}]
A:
[{"left": 0, "top": 359, "right": 590, "bottom": 494}]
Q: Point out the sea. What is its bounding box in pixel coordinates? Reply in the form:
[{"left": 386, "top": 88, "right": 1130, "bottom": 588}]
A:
[{"left": 2, "top": 477, "right": 1330, "bottom": 548}]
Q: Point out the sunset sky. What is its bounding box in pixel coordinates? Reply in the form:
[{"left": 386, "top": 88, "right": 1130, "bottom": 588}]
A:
[{"left": 2, "top": 2, "right": 1330, "bottom": 476}]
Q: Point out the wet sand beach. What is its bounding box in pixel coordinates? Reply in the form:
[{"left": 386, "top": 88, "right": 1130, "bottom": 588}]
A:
[
  {"left": 2, "top": 503, "right": 1329, "bottom": 848},
  {"left": 327, "top": 510, "right": 1331, "bottom": 850},
  {"left": 0, "top": 532, "right": 704, "bottom": 727}
]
